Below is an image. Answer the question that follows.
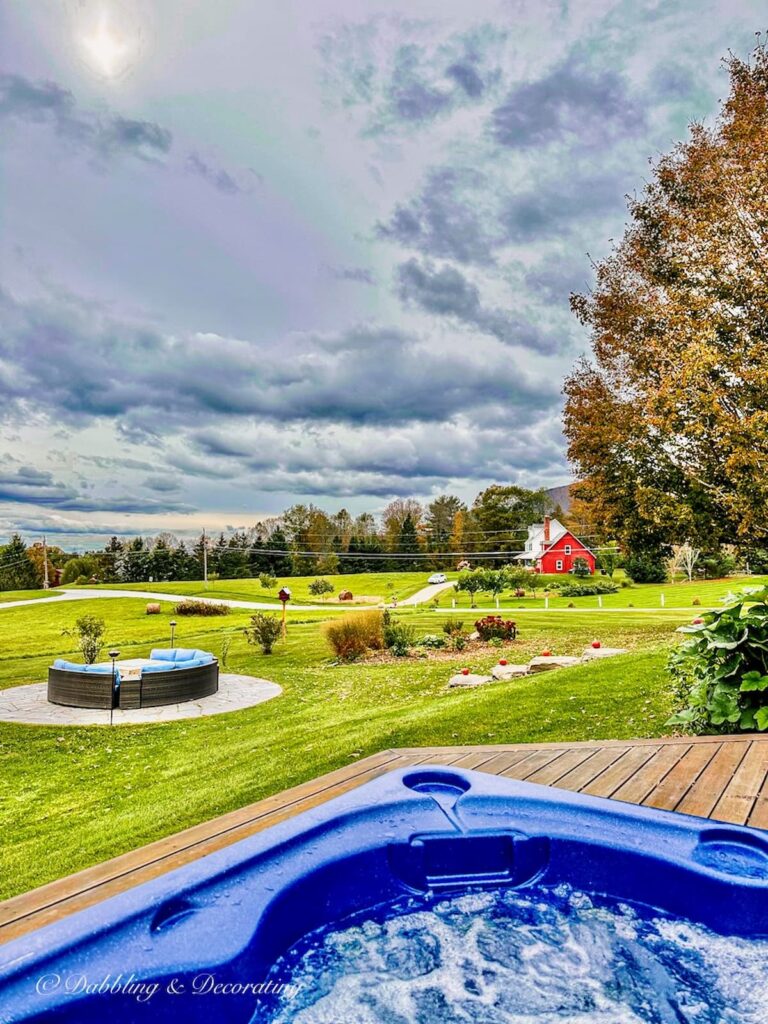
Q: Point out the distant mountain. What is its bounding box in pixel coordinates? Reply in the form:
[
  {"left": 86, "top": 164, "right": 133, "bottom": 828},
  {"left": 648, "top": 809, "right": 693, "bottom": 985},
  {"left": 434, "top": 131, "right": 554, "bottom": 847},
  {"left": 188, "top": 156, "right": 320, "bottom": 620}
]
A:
[{"left": 545, "top": 483, "right": 574, "bottom": 513}]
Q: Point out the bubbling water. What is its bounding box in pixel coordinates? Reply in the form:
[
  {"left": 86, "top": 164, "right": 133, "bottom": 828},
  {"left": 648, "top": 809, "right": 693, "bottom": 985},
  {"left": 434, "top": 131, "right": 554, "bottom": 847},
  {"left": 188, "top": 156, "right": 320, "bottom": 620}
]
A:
[{"left": 257, "top": 884, "right": 768, "bottom": 1023}]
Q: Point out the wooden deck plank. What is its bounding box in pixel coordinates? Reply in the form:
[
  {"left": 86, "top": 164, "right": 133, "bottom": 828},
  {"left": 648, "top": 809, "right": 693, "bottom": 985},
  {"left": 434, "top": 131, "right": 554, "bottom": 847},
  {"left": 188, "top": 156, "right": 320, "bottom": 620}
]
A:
[
  {"left": 554, "top": 746, "right": 630, "bottom": 793},
  {"left": 712, "top": 742, "right": 768, "bottom": 825},
  {"left": 748, "top": 767, "right": 768, "bottom": 830},
  {"left": 4, "top": 735, "right": 768, "bottom": 948},
  {"left": 675, "top": 741, "right": 750, "bottom": 819},
  {"left": 521, "top": 746, "right": 599, "bottom": 786},
  {"left": 610, "top": 744, "right": 691, "bottom": 806},
  {"left": 641, "top": 742, "right": 720, "bottom": 813},
  {"left": 580, "top": 745, "right": 659, "bottom": 798}
]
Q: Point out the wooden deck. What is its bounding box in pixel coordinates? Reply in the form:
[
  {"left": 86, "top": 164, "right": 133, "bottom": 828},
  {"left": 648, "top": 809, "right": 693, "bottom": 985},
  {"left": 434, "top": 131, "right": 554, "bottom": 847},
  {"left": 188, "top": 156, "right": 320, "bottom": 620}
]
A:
[{"left": 3, "top": 733, "right": 768, "bottom": 946}]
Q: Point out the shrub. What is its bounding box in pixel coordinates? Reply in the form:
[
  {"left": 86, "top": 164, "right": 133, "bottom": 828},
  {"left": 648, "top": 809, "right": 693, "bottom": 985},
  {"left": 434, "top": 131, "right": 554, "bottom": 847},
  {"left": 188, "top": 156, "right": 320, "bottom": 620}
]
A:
[
  {"left": 571, "top": 557, "right": 592, "bottom": 577},
  {"left": 453, "top": 635, "right": 467, "bottom": 651},
  {"left": 323, "top": 610, "right": 384, "bottom": 661},
  {"left": 442, "top": 618, "right": 465, "bottom": 636},
  {"left": 384, "top": 621, "right": 417, "bottom": 656},
  {"left": 558, "top": 580, "right": 619, "bottom": 597},
  {"left": 258, "top": 572, "right": 277, "bottom": 590},
  {"left": 174, "top": 599, "right": 230, "bottom": 616},
  {"left": 63, "top": 614, "right": 106, "bottom": 664},
  {"left": 474, "top": 615, "right": 517, "bottom": 641},
  {"left": 692, "top": 597, "right": 701, "bottom": 606},
  {"left": 418, "top": 633, "right": 446, "bottom": 649},
  {"left": 668, "top": 585, "right": 768, "bottom": 732},
  {"left": 244, "top": 613, "right": 282, "bottom": 655},
  {"left": 308, "top": 578, "right": 335, "bottom": 599},
  {"left": 625, "top": 550, "right": 668, "bottom": 584}
]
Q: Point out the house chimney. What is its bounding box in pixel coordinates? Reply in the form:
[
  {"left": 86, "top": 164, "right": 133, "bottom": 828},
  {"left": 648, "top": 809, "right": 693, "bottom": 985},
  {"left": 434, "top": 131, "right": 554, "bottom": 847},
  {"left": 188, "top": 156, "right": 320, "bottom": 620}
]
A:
[{"left": 543, "top": 516, "right": 551, "bottom": 544}]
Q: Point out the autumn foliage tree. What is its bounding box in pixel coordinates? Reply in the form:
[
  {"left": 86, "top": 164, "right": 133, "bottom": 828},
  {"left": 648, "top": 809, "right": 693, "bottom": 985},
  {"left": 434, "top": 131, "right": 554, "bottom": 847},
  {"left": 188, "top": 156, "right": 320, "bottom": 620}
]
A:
[{"left": 564, "top": 44, "right": 768, "bottom": 551}]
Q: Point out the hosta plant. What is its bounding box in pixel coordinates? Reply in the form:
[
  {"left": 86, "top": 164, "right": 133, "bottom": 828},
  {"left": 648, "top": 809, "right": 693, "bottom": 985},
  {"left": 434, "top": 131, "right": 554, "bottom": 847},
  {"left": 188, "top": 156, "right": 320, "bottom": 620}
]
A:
[{"left": 668, "top": 586, "right": 768, "bottom": 733}]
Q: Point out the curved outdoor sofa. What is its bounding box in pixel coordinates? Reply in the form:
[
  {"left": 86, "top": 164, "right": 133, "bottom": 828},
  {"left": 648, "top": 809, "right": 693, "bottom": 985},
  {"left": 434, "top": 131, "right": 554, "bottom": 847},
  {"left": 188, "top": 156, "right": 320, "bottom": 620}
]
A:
[{"left": 47, "top": 648, "right": 219, "bottom": 710}]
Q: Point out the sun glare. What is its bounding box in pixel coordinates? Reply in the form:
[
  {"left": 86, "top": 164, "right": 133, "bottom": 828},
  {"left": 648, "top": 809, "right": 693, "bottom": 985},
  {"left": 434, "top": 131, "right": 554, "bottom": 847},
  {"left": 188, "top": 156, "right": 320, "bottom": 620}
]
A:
[{"left": 81, "top": 10, "right": 130, "bottom": 78}]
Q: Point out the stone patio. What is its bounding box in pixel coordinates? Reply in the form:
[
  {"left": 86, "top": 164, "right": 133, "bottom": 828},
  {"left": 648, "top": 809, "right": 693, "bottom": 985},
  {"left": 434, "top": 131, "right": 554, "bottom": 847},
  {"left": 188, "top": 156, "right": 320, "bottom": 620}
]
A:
[{"left": 0, "top": 673, "right": 281, "bottom": 725}]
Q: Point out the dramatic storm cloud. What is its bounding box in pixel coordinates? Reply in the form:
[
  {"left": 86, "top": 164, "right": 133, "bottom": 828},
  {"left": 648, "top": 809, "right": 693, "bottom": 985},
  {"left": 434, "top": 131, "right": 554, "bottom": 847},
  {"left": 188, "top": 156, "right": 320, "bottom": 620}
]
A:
[{"left": 0, "top": 0, "right": 762, "bottom": 542}]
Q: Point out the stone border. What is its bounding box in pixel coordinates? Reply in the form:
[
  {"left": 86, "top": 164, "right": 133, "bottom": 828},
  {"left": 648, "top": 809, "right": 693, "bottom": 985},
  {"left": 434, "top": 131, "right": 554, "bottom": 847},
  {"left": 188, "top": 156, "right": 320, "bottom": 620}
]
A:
[{"left": 0, "top": 673, "right": 281, "bottom": 726}]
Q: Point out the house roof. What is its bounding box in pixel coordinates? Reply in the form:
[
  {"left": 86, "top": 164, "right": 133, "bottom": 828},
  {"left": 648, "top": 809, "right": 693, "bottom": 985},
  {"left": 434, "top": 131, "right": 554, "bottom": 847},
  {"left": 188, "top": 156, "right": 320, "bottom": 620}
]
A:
[{"left": 513, "top": 519, "right": 595, "bottom": 560}]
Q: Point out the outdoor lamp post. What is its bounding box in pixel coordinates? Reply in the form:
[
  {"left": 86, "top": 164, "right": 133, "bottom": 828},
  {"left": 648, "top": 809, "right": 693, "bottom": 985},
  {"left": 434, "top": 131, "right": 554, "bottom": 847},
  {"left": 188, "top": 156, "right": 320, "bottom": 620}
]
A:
[
  {"left": 170, "top": 620, "right": 177, "bottom": 648},
  {"left": 108, "top": 648, "right": 120, "bottom": 726},
  {"left": 278, "top": 587, "right": 291, "bottom": 639}
]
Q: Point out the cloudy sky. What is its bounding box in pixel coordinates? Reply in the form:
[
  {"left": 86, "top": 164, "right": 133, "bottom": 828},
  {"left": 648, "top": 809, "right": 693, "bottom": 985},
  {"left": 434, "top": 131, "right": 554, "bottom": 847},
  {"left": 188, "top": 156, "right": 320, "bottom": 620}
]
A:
[{"left": 0, "top": 0, "right": 762, "bottom": 545}]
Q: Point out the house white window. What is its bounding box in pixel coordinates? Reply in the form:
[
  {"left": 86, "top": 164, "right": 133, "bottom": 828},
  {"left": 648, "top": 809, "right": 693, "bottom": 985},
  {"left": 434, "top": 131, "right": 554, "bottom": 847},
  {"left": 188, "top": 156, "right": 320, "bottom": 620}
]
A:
[
  {"left": 564, "top": 544, "right": 572, "bottom": 555},
  {"left": 556, "top": 559, "right": 563, "bottom": 571}
]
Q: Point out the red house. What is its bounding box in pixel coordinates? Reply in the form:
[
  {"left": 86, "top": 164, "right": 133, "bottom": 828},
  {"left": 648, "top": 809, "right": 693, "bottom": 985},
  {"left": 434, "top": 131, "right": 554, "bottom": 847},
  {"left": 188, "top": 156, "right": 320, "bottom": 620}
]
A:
[{"left": 514, "top": 516, "right": 596, "bottom": 574}]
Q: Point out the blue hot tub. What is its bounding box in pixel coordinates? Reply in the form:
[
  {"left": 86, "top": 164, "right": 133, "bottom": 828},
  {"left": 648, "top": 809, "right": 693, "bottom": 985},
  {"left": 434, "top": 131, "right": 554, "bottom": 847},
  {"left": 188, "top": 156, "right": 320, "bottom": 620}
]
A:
[{"left": 2, "top": 767, "right": 768, "bottom": 1022}]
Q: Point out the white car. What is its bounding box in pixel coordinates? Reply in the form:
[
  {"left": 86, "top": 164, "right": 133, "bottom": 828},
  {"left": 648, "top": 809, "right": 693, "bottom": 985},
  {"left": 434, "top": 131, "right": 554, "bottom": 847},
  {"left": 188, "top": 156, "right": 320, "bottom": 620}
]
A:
[{"left": 428, "top": 572, "right": 447, "bottom": 584}]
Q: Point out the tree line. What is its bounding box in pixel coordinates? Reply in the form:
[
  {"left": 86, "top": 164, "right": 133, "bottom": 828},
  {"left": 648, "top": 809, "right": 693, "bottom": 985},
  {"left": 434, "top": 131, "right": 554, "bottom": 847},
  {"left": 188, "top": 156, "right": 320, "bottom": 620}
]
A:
[{"left": 0, "top": 485, "right": 566, "bottom": 589}]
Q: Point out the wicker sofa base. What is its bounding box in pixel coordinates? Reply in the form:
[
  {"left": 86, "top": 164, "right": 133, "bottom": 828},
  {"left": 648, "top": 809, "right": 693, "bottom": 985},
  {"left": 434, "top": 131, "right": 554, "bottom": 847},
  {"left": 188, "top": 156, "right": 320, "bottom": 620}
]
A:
[{"left": 48, "top": 662, "right": 219, "bottom": 710}]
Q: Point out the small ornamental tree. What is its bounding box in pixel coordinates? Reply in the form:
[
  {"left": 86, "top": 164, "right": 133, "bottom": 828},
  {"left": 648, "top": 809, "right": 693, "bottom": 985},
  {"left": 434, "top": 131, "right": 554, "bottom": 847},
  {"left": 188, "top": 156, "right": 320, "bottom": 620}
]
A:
[
  {"left": 258, "top": 572, "right": 278, "bottom": 590},
  {"left": 455, "top": 570, "right": 485, "bottom": 608},
  {"left": 571, "top": 557, "right": 592, "bottom": 578},
  {"left": 668, "top": 585, "right": 768, "bottom": 733},
  {"left": 244, "top": 613, "right": 283, "bottom": 655},
  {"left": 308, "top": 578, "right": 335, "bottom": 599},
  {"left": 63, "top": 614, "right": 106, "bottom": 664}
]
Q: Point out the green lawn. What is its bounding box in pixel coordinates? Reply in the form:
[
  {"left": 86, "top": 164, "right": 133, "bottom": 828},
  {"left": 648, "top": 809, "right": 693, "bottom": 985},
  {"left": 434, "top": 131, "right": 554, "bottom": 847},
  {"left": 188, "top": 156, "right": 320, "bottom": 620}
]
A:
[
  {"left": 0, "top": 589, "right": 62, "bottom": 603},
  {"left": 0, "top": 595, "right": 686, "bottom": 899},
  {"left": 69, "top": 570, "right": 449, "bottom": 605},
  {"left": 443, "top": 574, "right": 766, "bottom": 611}
]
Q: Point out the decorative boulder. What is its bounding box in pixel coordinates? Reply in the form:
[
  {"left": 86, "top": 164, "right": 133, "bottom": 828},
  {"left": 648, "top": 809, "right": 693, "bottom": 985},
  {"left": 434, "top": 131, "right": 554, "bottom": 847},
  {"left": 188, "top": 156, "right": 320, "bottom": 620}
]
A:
[
  {"left": 338, "top": 590, "right": 354, "bottom": 601},
  {"left": 528, "top": 655, "right": 581, "bottom": 673},
  {"left": 448, "top": 673, "right": 493, "bottom": 688},
  {"left": 491, "top": 663, "right": 530, "bottom": 681},
  {"left": 146, "top": 603, "right": 161, "bottom": 615},
  {"left": 581, "top": 646, "right": 629, "bottom": 661}
]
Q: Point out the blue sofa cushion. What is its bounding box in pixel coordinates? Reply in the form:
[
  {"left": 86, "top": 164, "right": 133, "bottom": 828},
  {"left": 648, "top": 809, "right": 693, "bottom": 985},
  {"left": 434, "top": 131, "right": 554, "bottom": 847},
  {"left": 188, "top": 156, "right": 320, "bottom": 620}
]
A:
[
  {"left": 141, "top": 663, "right": 173, "bottom": 674},
  {"left": 53, "top": 659, "right": 87, "bottom": 671},
  {"left": 149, "top": 648, "right": 178, "bottom": 662}
]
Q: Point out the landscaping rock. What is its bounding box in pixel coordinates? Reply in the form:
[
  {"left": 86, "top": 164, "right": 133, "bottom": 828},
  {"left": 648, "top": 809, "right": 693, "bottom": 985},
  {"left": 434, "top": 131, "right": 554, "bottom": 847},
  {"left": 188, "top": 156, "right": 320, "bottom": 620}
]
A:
[
  {"left": 491, "top": 663, "right": 530, "bottom": 680},
  {"left": 528, "top": 655, "right": 581, "bottom": 673},
  {"left": 338, "top": 591, "right": 354, "bottom": 601},
  {"left": 581, "top": 646, "right": 629, "bottom": 661},
  {"left": 448, "top": 673, "right": 493, "bottom": 688}
]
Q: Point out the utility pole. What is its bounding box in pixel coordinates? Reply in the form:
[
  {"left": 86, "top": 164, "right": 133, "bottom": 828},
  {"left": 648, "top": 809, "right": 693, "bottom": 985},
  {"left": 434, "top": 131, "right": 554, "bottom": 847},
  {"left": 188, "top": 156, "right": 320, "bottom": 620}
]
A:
[
  {"left": 202, "top": 528, "right": 208, "bottom": 585},
  {"left": 42, "top": 535, "right": 50, "bottom": 590}
]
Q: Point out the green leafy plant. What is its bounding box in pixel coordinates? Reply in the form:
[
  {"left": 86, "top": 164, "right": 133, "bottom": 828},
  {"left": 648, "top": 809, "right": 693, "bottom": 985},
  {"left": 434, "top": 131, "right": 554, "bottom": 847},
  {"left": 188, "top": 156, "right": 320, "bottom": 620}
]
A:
[
  {"left": 384, "top": 621, "right": 416, "bottom": 657},
  {"left": 244, "top": 613, "right": 283, "bottom": 655},
  {"left": 559, "top": 580, "right": 620, "bottom": 597},
  {"left": 418, "top": 633, "right": 446, "bottom": 649},
  {"left": 308, "top": 578, "right": 335, "bottom": 599},
  {"left": 174, "top": 599, "right": 230, "bottom": 616},
  {"left": 258, "top": 572, "right": 278, "bottom": 590},
  {"left": 474, "top": 615, "right": 517, "bottom": 641},
  {"left": 571, "top": 557, "right": 592, "bottom": 578},
  {"left": 668, "top": 585, "right": 768, "bottom": 733},
  {"left": 323, "top": 610, "right": 384, "bottom": 661},
  {"left": 442, "top": 618, "right": 464, "bottom": 636},
  {"left": 63, "top": 614, "right": 106, "bottom": 664}
]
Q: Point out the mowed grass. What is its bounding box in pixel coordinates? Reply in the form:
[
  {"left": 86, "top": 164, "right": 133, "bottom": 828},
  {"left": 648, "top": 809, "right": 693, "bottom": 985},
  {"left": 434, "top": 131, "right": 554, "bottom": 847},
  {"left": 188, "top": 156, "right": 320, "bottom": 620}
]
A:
[
  {"left": 72, "top": 571, "right": 450, "bottom": 605},
  {"left": 0, "top": 589, "right": 61, "bottom": 603},
  {"left": 0, "top": 595, "right": 686, "bottom": 899},
  {"left": 442, "top": 574, "right": 767, "bottom": 611}
]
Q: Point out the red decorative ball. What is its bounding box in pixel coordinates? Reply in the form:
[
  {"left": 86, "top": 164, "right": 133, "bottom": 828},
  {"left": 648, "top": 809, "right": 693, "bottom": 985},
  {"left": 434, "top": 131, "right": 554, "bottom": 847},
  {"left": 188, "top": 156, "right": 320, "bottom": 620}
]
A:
[
  {"left": 499, "top": 659, "right": 508, "bottom": 666},
  {"left": 461, "top": 668, "right": 470, "bottom": 675},
  {"left": 692, "top": 617, "right": 704, "bottom": 625},
  {"left": 591, "top": 640, "right": 601, "bottom": 649},
  {"left": 541, "top": 650, "right": 551, "bottom": 657}
]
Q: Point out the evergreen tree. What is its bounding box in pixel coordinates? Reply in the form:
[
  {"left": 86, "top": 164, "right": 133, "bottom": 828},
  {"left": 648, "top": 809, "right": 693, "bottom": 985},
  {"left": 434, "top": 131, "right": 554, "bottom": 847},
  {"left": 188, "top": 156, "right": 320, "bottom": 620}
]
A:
[{"left": 0, "top": 534, "right": 39, "bottom": 590}]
